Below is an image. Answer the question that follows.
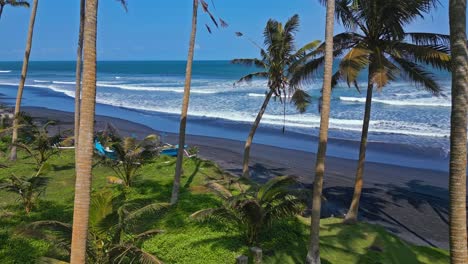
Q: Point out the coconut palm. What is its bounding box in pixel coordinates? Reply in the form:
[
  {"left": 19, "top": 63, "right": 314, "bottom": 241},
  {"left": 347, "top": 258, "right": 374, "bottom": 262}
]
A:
[
  {"left": 232, "top": 14, "right": 317, "bottom": 179},
  {"left": 101, "top": 134, "right": 160, "bottom": 187},
  {"left": 171, "top": 0, "right": 226, "bottom": 205},
  {"left": 25, "top": 190, "right": 168, "bottom": 263},
  {"left": 9, "top": 0, "right": 37, "bottom": 161},
  {"left": 0, "top": 0, "right": 29, "bottom": 20},
  {"left": 191, "top": 176, "right": 304, "bottom": 245},
  {"left": 294, "top": 0, "right": 450, "bottom": 224},
  {"left": 302, "top": 0, "right": 336, "bottom": 263},
  {"left": 70, "top": 0, "right": 99, "bottom": 262},
  {"left": 448, "top": 0, "right": 468, "bottom": 262},
  {"left": 74, "top": 0, "right": 85, "bottom": 157}
]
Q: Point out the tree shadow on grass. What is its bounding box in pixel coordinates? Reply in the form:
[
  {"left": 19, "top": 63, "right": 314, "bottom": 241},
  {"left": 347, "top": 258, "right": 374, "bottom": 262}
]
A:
[{"left": 183, "top": 159, "right": 202, "bottom": 188}]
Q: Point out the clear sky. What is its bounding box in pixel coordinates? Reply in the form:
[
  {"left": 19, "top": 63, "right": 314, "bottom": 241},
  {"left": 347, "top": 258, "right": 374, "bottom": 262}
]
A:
[{"left": 0, "top": 0, "right": 451, "bottom": 61}]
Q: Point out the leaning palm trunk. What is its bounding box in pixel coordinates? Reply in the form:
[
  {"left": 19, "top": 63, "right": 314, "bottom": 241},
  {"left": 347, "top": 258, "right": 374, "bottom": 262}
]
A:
[
  {"left": 0, "top": 4, "right": 4, "bottom": 19},
  {"left": 306, "top": 0, "right": 335, "bottom": 263},
  {"left": 170, "top": 0, "right": 198, "bottom": 205},
  {"left": 344, "top": 69, "right": 374, "bottom": 223},
  {"left": 70, "top": 0, "right": 98, "bottom": 262},
  {"left": 10, "top": 0, "right": 38, "bottom": 161},
  {"left": 74, "top": 0, "right": 85, "bottom": 157},
  {"left": 448, "top": 0, "right": 468, "bottom": 262},
  {"left": 242, "top": 89, "right": 274, "bottom": 178}
]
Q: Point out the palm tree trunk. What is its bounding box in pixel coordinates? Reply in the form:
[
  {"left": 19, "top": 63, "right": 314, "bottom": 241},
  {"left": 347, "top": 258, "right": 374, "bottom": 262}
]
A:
[
  {"left": 70, "top": 0, "right": 98, "bottom": 262},
  {"left": 344, "top": 69, "right": 373, "bottom": 223},
  {"left": 306, "top": 0, "right": 335, "bottom": 263},
  {"left": 9, "top": 0, "right": 38, "bottom": 161},
  {"left": 170, "top": 0, "right": 198, "bottom": 205},
  {"left": 74, "top": 0, "right": 85, "bottom": 158},
  {"left": 449, "top": 0, "right": 468, "bottom": 262},
  {"left": 0, "top": 4, "right": 4, "bottom": 20},
  {"left": 242, "top": 89, "right": 274, "bottom": 178}
]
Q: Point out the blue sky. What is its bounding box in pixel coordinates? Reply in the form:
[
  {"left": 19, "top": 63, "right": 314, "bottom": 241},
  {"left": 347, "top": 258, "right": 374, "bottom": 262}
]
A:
[{"left": 0, "top": 0, "right": 451, "bottom": 61}]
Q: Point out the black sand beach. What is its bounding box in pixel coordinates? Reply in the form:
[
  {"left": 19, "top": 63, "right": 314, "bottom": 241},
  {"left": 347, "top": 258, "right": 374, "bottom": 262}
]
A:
[{"left": 23, "top": 106, "right": 451, "bottom": 249}]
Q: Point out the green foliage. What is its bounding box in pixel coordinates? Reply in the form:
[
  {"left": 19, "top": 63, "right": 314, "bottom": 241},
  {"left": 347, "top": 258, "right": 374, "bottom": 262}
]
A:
[
  {"left": 13, "top": 116, "right": 63, "bottom": 169},
  {"left": 0, "top": 170, "right": 49, "bottom": 214},
  {"left": 191, "top": 176, "right": 305, "bottom": 245},
  {"left": 0, "top": 150, "right": 450, "bottom": 263},
  {"left": 26, "top": 189, "right": 169, "bottom": 263},
  {"left": 233, "top": 14, "right": 317, "bottom": 115},
  {"left": 292, "top": 0, "right": 450, "bottom": 95},
  {"left": 101, "top": 134, "right": 160, "bottom": 187}
]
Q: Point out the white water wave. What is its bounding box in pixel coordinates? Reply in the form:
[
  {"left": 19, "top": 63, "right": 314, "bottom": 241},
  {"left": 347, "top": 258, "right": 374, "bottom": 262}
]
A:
[
  {"left": 340, "top": 96, "right": 451, "bottom": 107},
  {"left": 0, "top": 70, "right": 12, "bottom": 73}
]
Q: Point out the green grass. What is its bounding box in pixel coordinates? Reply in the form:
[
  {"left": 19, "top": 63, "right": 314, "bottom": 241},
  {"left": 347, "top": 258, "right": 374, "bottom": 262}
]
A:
[{"left": 0, "top": 150, "right": 449, "bottom": 263}]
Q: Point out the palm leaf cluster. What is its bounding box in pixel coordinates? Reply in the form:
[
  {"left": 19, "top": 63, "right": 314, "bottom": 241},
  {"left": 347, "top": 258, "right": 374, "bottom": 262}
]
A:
[
  {"left": 191, "top": 176, "right": 305, "bottom": 245},
  {"left": 24, "top": 190, "right": 170, "bottom": 264},
  {"left": 292, "top": 0, "right": 450, "bottom": 93},
  {"left": 0, "top": 172, "right": 48, "bottom": 214},
  {"left": 13, "top": 116, "right": 63, "bottom": 169},
  {"left": 233, "top": 14, "right": 318, "bottom": 114},
  {"left": 102, "top": 134, "right": 160, "bottom": 187}
]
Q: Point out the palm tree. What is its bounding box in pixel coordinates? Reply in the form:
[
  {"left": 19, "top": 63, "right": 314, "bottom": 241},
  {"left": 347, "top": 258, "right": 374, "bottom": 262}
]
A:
[
  {"left": 306, "top": 0, "right": 335, "bottom": 262},
  {"left": 74, "top": 0, "right": 85, "bottom": 158},
  {"left": 101, "top": 134, "right": 160, "bottom": 187},
  {"left": 70, "top": 0, "right": 99, "bottom": 262},
  {"left": 448, "top": 0, "right": 468, "bottom": 262},
  {"left": 0, "top": 169, "right": 48, "bottom": 214},
  {"left": 26, "top": 190, "right": 169, "bottom": 263},
  {"left": 171, "top": 0, "right": 225, "bottom": 204},
  {"left": 191, "top": 176, "right": 304, "bottom": 245},
  {"left": 295, "top": 0, "right": 450, "bottom": 224},
  {"left": 0, "top": 0, "right": 29, "bottom": 20},
  {"left": 232, "top": 15, "right": 317, "bottom": 179},
  {"left": 9, "top": 0, "right": 37, "bottom": 161}
]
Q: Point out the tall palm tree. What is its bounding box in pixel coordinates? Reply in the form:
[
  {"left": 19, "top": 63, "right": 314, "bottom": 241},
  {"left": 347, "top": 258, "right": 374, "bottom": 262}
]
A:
[
  {"left": 74, "top": 0, "right": 85, "bottom": 158},
  {"left": 306, "top": 0, "right": 335, "bottom": 262},
  {"left": 232, "top": 15, "right": 316, "bottom": 179},
  {"left": 171, "top": 0, "right": 225, "bottom": 204},
  {"left": 295, "top": 0, "right": 450, "bottom": 224},
  {"left": 0, "top": 0, "right": 29, "bottom": 20},
  {"left": 448, "top": 0, "right": 468, "bottom": 262},
  {"left": 70, "top": 0, "right": 99, "bottom": 262},
  {"left": 9, "top": 0, "right": 37, "bottom": 161}
]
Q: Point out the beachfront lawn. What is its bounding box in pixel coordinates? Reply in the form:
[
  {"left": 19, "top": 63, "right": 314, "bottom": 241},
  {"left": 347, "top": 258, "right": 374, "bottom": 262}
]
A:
[{"left": 0, "top": 150, "right": 449, "bottom": 263}]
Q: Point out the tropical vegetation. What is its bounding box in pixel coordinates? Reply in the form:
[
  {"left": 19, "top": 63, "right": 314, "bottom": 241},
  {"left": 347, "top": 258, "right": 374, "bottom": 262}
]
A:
[{"left": 0, "top": 0, "right": 466, "bottom": 263}]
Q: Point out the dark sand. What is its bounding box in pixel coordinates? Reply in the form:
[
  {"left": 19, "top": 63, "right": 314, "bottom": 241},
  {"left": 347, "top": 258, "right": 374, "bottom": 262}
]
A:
[{"left": 24, "top": 106, "right": 450, "bottom": 249}]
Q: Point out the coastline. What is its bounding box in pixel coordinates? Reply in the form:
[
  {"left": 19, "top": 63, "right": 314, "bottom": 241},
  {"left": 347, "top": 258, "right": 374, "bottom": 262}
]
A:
[{"left": 20, "top": 105, "right": 451, "bottom": 249}]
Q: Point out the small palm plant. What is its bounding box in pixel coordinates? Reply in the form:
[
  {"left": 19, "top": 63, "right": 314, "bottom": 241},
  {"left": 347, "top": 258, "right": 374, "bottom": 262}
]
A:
[
  {"left": 0, "top": 167, "right": 48, "bottom": 214},
  {"left": 191, "top": 176, "right": 304, "bottom": 245},
  {"left": 13, "top": 119, "right": 63, "bottom": 169},
  {"left": 102, "top": 134, "right": 160, "bottom": 187},
  {"left": 233, "top": 14, "right": 318, "bottom": 179},
  {"left": 24, "top": 190, "right": 169, "bottom": 263}
]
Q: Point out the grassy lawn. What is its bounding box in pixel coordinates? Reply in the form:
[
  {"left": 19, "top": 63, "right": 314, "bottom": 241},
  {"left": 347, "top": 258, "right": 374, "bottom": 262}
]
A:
[{"left": 0, "top": 149, "right": 449, "bottom": 263}]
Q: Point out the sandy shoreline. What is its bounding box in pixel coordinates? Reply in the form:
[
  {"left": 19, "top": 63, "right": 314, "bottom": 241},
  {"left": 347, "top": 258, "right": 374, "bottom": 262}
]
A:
[{"left": 21, "top": 106, "right": 450, "bottom": 249}]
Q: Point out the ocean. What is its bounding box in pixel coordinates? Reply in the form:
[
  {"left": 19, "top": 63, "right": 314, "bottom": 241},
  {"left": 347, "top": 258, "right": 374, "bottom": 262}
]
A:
[{"left": 0, "top": 60, "right": 452, "bottom": 171}]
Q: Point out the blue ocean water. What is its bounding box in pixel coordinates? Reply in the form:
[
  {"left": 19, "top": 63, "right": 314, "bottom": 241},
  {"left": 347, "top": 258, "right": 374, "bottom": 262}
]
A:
[{"left": 0, "top": 61, "right": 452, "bottom": 170}]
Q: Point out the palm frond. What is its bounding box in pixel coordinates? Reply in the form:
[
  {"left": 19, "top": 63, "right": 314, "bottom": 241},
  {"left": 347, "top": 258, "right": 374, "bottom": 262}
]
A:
[
  {"left": 235, "top": 72, "right": 268, "bottom": 83},
  {"left": 109, "top": 244, "right": 163, "bottom": 264},
  {"left": 392, "top": 56, "right": 441, "bottom": 95},
  {"left": 405, "top": 32, "right": 451, "bottom": 46},
  {"left": 205, "top": 182, "right": 232, "bottom": 199},
  {"left": 257, "top": 175, "right": 297, "bottom": 202},
  {"left": 5, "top": 0, "right": 30, "bottom": 7},
  {"left": 231, "top": 58, "right": 266, "bottom": 69},
  {"left": 290, "top": 89, "right": 311, "bottom": 113},
  {"left": 339, "top": 47, "right": 371, "bottom": 89}
]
